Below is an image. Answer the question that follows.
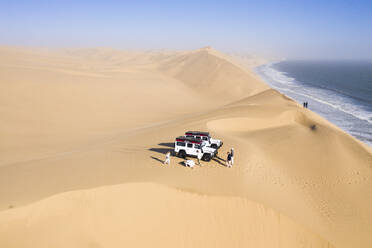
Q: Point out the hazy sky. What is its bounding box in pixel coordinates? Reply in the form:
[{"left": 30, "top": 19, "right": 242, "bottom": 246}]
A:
[{"left": 1, "top": 0, "right": 371, "bottom": 59}]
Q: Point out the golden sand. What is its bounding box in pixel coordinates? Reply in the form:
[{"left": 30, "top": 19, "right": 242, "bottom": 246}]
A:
[{"left": 0, "top": 47, "right": 371, "bottom": 248}]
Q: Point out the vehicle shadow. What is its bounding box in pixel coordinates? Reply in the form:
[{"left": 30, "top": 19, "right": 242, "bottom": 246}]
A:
[
  {"left": 149, "top": 144, "right": 226, "bottom": 168},
  {"left": 148, "top": 148, "right": 172, "bottom": 155},
  {"left": 158, "top": 142, "right": 174, "bottom": 148}
]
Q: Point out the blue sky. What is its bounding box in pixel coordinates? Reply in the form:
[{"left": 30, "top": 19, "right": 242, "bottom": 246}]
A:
[{"left": 1, "top": 0, "right": 371, "bottom": 59}]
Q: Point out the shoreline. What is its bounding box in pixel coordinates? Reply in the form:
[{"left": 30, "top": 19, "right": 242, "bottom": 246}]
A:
[{"left": 254, "top": 61, "right": 372, "bottom": 146}]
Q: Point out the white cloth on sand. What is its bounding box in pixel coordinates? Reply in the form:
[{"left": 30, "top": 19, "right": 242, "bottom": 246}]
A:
[{"left": 185, "top": 160, "right": 195, "bottom": 168}]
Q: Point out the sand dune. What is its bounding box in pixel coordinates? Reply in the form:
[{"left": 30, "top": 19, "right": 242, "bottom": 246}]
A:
[
  {"left": 0, "top": 183, "right": 332, "bottom": 248},
  {"left": 0, "top": 47, "right": 371, "bottom": 248},
  {"left": 159, "top": 47, "right": 269, "bottom": 102}
]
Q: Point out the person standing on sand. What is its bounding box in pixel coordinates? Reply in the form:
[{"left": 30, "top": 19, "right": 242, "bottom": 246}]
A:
[
  {"left": 226, "top": 152, "right": 232, "bottom": 168},
  {"left": 196, "top": 149, "right": 202, "bottom": 165},
  {"left": 164, "top": 151, "right": 170, "bottom": 165},
  {"left": 230, "top": 148, "right": 234, "bottom": 166},
  {"left": 303, "top": 102, "right": 306, "bottom": 108}
]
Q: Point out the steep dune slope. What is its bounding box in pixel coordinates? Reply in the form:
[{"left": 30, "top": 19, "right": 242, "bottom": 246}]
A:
[
  {"left": 206, "top": 90, "right": 372, "bottom": 248},
  {"left": 159, "top": 47, "right": 269, "bottom": 102},
  {"left": 0, "top": 183, "right": 333, "bottom": 248}
]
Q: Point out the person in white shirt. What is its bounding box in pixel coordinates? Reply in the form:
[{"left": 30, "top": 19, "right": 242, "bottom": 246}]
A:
[
  {"left": 163, "top": 151, "right": 171, "bottom": 165},
  {"left": 230, "top": 148, "right": 234, "bottom": 165},
  {"left": 196, "top": 149, "right": 202, "bottom": 165}
]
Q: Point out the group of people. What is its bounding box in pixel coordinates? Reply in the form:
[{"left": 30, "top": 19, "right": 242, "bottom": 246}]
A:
[
  {"left": 163, "top": 147, "right": 235, "bottom": 168},
  {"left": 303, "top": 102, "right": 309, "bottom": 108}
]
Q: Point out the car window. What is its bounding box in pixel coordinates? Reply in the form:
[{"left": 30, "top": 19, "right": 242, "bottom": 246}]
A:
[
  {"left": 186, "top": 135, "right": 193, "bottom": 138},
  {"left": 187, "top": 143, "right": 193, "bottom": 148},
  {"left": 195, "top": 136, "right": 201, "bottom": 139},
  {"left": 176, "top": 142, "right": 185, "bottom": 147},
  {"left": 202, "top": 137, "right": 208, "bottom": 141},
  {"left": 195, "top": 144, "right": 201, "bottom": 149}
]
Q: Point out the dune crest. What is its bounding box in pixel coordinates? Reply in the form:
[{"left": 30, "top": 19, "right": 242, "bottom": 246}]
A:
[{"left": 159, "top": 46, "right": 269, "bottom": 102}]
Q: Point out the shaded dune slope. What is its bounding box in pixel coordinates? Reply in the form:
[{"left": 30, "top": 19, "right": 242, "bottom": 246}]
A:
[{"left": 159, "top": 47, "right": 269, "bottom": 102}]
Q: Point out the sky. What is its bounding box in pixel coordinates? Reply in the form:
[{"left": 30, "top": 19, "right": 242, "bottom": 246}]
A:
[{"left": 0, "top": 0, "right": 371, "bottom": 59}]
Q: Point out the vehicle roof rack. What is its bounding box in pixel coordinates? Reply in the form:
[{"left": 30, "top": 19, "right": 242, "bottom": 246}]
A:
[
  {"left": 185, "top": 131, "right": 210, "bottom": 136},
  {"left": 176, "top": 136, "right": 202, "bottom": 144}
]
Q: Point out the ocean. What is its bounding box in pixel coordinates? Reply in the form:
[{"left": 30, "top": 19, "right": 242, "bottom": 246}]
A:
[{"left": 255, "top": 60, "right": 372, "bottom": 146}]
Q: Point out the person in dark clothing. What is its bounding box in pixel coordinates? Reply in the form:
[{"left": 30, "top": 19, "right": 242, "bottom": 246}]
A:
[
  {"left": 303, "top": 102, "right": 306, "bottom": 108},
  {"left": 226, "top": 152, "right": 232, "bottom": 168},
  {"left": 230, "top": 148, "right": 234, "bottom": 165}
]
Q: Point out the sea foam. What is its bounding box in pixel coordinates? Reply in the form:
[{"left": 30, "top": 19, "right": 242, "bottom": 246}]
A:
[{"left": 255, "top": 62, "right": 372, "bottom": 146}]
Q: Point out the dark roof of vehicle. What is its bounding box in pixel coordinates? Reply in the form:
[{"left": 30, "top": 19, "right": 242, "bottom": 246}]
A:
[
  {"left": 185, "top": 131, "right": 210, "bottom": 136},
  {"left": 176, "top": 136, "right": 202, "bottom": 144}
]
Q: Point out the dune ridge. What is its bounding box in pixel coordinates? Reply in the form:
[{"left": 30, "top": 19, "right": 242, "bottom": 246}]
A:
[
  {"left": 0, "top": 46, "right": 371, "bottom": 248},
  {"left": 158, "top": 47, "right": 269, "bottom": 102}
]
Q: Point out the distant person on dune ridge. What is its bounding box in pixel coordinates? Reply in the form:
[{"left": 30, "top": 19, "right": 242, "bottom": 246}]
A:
[{"left": 163, "top": 151, "right": 170, "bottom": 165}]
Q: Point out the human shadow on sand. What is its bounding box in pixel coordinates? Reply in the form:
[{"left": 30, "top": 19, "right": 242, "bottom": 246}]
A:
[
  {"left": 212, "top": 156, "right": 227, "bottom": 167},
  {"left": 215, "top": 156, "right": 226, "bottom": 162},
  {"left": 149, "top": 147, "right": 174, "bottom": 165},
  {"left": 212, "top": 158, "right": 226, "bottom": 166},
  {"left": 150, "top": 156, "right": 164, "bottom": 163}
]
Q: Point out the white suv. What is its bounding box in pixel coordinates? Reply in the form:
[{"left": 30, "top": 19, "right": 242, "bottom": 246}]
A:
[
  {"left": 185, "top": 131, "right": 223, "bottom": 149},
  {"left": 174, "top": 136, "right": 217, "bottom": 162}
]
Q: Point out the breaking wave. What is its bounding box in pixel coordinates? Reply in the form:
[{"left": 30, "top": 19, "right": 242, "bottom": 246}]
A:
[{"left": 255, "top": 62, "right": 372, "bottom": 146}]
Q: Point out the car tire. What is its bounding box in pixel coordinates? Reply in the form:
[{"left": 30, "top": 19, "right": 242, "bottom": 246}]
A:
[
  {"left": 178, "top": 150, "right": 186, "bottom": 159},
  {"left": 202, "top": 153, "right": 212, "bottom": 162}
]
